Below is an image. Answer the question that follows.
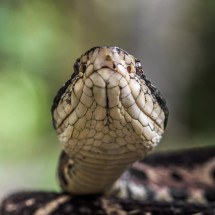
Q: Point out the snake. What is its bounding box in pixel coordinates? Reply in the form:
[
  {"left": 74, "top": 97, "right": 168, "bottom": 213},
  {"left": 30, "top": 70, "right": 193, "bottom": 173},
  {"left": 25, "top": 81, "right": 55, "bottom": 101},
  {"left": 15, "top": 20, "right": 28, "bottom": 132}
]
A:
[
  {"left": 1, "top": 46, "right": 215, "bottom": 215},
  {"left": 51, "top": 46, "right": 168, "bottom": 195}
]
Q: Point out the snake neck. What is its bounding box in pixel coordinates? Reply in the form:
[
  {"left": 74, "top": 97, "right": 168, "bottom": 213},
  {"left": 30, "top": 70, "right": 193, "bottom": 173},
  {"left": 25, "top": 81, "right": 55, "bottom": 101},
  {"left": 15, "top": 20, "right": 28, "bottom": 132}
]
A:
[
  {"left": 57, "top": 100, "right": 150, "bottom": 194},
  {"left": 58, "top": 151, "right": 140, "bottom": 194}
]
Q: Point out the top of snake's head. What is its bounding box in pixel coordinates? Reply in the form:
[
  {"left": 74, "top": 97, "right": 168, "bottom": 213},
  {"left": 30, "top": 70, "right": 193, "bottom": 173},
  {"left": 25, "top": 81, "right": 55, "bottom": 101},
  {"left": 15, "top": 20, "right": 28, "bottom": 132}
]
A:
[{"left": 73, "top": 46, "right": 138, "bottom": 80}]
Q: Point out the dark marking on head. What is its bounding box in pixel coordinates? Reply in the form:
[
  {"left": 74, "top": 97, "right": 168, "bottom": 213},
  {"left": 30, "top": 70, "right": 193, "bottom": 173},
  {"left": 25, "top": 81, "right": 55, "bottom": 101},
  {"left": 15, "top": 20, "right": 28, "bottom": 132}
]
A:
[
  {"left": 80, "top": 64, "right": 87, "bottom": 74},
  {"left": 115, "top": 46, "right": 129, "bottom": 56},
  {"left": 170, "top": 188, "right": 188, "bottom": 201},
  {"left": 66, "top": 92, "right": 71, "bottom": 105},
  {"left": 73, "top": 58, "right": 80, "bottom": 78},
  {"left": 171, "top": 171, "right": 183, "bottom": 182},
  {"left": 129, "top": 168, "right": 148, "bottom": 181},
  {"left": 51, "top": 79, "right": 72, "bottom": 128},
  {"left": 51, "top": 58, "right": 81, "bottom": 129}
]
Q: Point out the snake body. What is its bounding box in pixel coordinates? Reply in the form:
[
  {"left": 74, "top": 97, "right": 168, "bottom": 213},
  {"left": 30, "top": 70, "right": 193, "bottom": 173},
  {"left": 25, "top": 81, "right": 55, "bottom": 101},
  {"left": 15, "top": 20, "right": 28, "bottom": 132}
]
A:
[
  {"left": 1, "top": 148, "right": 215, "bottom": 215},
  {"left": 51, "top": 46, "right": 168, "bottom": 195}
]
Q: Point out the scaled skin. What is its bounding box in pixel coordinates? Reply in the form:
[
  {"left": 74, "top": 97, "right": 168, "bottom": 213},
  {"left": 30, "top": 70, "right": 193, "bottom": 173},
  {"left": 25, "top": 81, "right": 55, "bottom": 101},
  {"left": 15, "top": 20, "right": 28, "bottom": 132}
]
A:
[{"left": 52, "top": 47, "right": 167, "bottom": 194}]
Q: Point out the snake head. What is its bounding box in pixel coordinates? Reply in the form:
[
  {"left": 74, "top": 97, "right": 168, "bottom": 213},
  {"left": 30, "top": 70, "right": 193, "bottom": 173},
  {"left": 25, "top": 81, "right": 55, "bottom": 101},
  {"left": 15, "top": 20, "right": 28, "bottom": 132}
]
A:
[{"left": 52, "top": 46, "right": 168, "bottom": 156}]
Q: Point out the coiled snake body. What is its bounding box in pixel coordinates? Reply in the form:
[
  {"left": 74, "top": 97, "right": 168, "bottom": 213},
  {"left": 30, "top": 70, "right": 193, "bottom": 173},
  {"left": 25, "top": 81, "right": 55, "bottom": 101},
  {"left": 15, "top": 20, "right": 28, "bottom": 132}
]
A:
[{"left": 1, "top": 47, "right": 215, "bottom": 215}]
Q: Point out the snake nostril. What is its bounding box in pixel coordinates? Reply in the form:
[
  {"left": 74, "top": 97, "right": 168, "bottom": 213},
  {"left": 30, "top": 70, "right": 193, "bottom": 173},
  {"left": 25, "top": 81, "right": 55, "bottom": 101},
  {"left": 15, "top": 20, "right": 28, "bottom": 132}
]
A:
[
  {"left": 127, "top": 65, "right": 131, "bottom": 73},
  {"left": 105, "top": 54, "right": 112, "bottom": 61}
]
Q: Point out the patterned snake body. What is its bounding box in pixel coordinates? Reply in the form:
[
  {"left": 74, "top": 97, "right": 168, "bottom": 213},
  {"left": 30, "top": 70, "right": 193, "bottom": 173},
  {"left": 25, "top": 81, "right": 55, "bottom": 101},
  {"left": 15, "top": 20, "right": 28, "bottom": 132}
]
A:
[{"left": 52, "top": 46, "right": 168, "bottom": 195}]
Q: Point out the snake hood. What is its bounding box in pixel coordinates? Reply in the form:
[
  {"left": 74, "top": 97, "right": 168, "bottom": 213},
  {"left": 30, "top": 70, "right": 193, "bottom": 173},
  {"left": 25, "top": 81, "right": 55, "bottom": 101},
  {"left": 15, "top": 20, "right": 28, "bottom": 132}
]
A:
[{"left": 51, "top": 46, "right": 168, "bottom": 194}]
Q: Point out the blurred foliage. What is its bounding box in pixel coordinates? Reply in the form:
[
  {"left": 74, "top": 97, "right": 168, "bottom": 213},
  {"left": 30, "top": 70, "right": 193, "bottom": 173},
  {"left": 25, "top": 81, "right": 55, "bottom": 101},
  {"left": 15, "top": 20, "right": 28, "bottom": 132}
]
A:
[
  {"left": 0, "top": 71, "right": 48, "bottom": 155},
  {"left": 186, "top": 1, "right": 215, "bottom": 134},
  {"left": 0, "top": 0, "right": 214, "bottom": 198}
]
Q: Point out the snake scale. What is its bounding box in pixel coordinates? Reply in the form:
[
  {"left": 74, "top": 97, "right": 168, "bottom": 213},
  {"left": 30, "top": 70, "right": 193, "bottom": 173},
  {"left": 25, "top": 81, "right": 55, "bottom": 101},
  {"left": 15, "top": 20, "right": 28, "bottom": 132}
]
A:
[{"left": 1, "top": 46, "right": 215, "bottom": 215}]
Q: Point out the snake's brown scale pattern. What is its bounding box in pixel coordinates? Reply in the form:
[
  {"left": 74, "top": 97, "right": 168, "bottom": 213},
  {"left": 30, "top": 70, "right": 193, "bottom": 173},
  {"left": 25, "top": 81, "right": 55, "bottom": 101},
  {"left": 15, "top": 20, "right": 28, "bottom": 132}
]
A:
[
  {"left": 112, "top": 147, "right": 215, "bottom": 205},
  {"left": 51, "top": 46, "right": 168, "bottom": 194}
]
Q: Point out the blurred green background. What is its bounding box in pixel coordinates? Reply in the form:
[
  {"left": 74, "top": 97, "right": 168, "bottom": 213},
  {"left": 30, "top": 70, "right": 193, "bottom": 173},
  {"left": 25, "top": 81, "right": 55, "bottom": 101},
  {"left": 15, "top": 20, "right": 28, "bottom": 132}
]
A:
[{"left": 0, "top": 0, "right": 215, "bottom": 200}]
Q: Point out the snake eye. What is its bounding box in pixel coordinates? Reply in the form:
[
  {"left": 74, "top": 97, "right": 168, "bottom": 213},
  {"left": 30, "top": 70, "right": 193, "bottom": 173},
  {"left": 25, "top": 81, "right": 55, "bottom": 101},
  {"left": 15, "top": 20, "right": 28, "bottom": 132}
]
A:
[
  {"left": 135, "top": 60, "right": 143, "bottom": 77},
  {"left": 127, "top": 65, "right": 132, "bottom": 73}
]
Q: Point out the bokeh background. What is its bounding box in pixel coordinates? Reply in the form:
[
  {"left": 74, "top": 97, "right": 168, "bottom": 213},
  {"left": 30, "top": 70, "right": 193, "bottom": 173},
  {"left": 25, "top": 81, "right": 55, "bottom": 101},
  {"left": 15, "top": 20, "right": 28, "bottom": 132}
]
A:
[{"left": 0, "top": 0, "right": 215, "bottom": 200}]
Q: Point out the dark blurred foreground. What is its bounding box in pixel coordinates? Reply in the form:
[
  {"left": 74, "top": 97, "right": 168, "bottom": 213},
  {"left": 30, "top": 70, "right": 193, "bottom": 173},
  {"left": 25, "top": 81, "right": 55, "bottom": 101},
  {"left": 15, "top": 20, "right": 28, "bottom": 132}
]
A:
[{"left": 0, "top": 0, "right": 214, "bottom": 200}]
